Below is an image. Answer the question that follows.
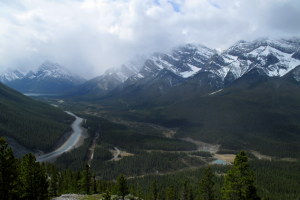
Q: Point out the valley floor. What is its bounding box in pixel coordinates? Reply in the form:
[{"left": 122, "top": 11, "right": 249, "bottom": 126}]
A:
[{"left": 31, "top": 98, "right": 300, "bottom": 200}]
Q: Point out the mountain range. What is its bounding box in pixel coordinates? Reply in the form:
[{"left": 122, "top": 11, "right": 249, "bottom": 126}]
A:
[
  {"left": 2, "top": 37, "right": 299, "bottom": 99},
  {"left": 2, "top": 37, "right": 300, "bottom": 157},
  {"left": 1, "top": 37, "right": 299, "bottom": 200},
  {"left": 0, "top": 62, "right": 85, "bottom": 94},
  {"left": 68, "top": 38, "right": 300, "bottom": 106},
  {"left": 70, "top": 37, "right": 300, "bottom": 158}
]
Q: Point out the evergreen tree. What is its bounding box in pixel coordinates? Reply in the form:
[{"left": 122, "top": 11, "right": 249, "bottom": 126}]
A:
[
  {"left": 136, "top": 184, "right": 143, "bottom": 200},
  {"left": 103, "top": 190, "right": 111, "bottom": 200},
  {"left": 82, "top": 164, "right": 91, "bottom": 194},
  {"left": 75, "top": 171, "right": 82, "bottom": 193},
  {"left": 92, "top": 174, "right": 97, "bottom": 194},
  {"left": 49, "top": 166, "right": 59, "bottom": 197},
  {"left": 64, "top": 170, "right": 73, "bottom": 193},
  {"left": 116, "top": 174, "right": 129, "bottom": 200},
  {"left": 222, "top": 151, "right": 260, "bottom": 200},
  {"left": 165, "top": 186, "right": 176, "bottom": 200},
  {"left": 19, "top": 153, "right": 48, "bottom": 200},
  {"left": 199, "top": 167, "right": 215, "bottom": 200},
  {"left": 0, "top": 137, "right": 19, "bottom": 200},
  {"left": 57, "top": 171, "right": 64, "bottom": 195},
  {"left": 39, "top": 163, "right": 49, "bottom": 199},
  {"left": 188, "top": 187, "right": 194, "bottom": 200},
  {"left": 151, "top": 180, "right": 158, "bottom": 200},
  {"left": 182, "top": 181, "right": 189, "bottom": 200},
  {"left": 67, "top": 170, "right": 76, "bottom": 193}
]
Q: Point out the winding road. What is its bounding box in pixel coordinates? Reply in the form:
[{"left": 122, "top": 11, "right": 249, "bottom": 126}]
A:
[{"left": 36, "top": 111, "right": 86, "bottom": 162}]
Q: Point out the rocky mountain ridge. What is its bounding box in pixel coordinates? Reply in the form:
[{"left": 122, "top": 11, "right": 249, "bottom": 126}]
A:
[
  {"left": 2, "top": 37, "right": 300, "bottom": 96},
  {"left": 74, "top": 37, "right": 300, "bottom": 99},
  {"left": 0, "top": 62, "right": 85, "bottom": 94}
]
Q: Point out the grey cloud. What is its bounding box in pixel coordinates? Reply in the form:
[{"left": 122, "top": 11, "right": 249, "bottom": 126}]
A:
[
  {"left": 264, "top": 1, "right": 300, "bottom": 33},
  {"left": 0, "top": 0, "right": 300, "bottom": 78}
]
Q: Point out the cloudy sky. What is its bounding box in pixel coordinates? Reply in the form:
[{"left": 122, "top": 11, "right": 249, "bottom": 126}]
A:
[{"left": 0, "top": 0, "right": 300, "bottom": 78}]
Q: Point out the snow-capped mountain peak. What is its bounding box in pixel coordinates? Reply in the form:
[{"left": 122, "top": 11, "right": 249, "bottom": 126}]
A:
[
  {"left": 8, "top": 62, "right": 85, "bottom": 86},
  {"left": 220, "top": 37, "right": 300, "bottom": 80},
  {"left": 57, "top": 37, "right": 300, "bottom": 100},
  {"left": 0, "top": 62, "right": 85, "bottom": 94},
  {"left": 27, "top": 62, "right": 75, "bottom": 80},
  {"left": 123, "top": 37, "right": 300, "bottom": 91},
  {"left": 0, "top": 69, "right": 25, "bottom": 83},
  {"left": 132, "top": 43, "right": 217, "bottom": 81},
  {"left": 226, "top": 37, "right": 300, "bottom": 56}
]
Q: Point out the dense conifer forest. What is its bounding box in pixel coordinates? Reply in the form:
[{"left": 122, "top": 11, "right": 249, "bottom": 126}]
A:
[
  {"left": 1, "top": 1, "right": 300, "bottom": 200},
  {"left": 0, "top": 83, "right": 73, "bottom": 152},
  {"left": 1, "top": 137, "right": 299, "bottom": 200}
]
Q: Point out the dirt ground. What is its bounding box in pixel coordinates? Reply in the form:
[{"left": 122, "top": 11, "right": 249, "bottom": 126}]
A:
[{"left": 214, "top": 154, "right": 236, "bottom": 163}]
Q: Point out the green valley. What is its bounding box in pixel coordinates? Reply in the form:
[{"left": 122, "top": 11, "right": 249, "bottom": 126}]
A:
[{"left": 0, "top": 82, "right": 73, "bottom": 153}]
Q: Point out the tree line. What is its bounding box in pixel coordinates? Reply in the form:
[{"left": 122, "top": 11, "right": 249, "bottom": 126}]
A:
[
  {"left": 0, "top": 98, "right": 73, "bottom": 152},
  {"left": 1, "top": 137, "right": 264, "bottom": 200}
]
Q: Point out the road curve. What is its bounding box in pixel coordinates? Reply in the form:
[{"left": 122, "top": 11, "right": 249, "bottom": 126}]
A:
[{"left": 36, "top": 111, "right": 86, "bottom": 162}]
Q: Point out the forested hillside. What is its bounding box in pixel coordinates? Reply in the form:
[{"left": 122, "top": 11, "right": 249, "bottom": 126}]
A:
[
  {"left": 2, "top": 137, "right": 299, "bottom": 200},
  {"left": 166, "top": 73, "right": 300, "bottom": 158},
  {"left": 0, "top": 83, "right": 73, "bottom": 152},
  {"left": 100, "top": 72, "right": 300, "bottom": 159}
]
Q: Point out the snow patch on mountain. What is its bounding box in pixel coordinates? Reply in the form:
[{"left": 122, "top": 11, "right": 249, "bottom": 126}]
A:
[
  {"left": 220, "top": 38, "right": 300, "bottom": 81},
  {"left": 0, "top": 70, "right": 25, "bottom": 83},
  {"left": 83, "top": 37, "right": 300, "bottom": 97},
  {"left": 180, "top": 64, "right": 201, "bottom": 78},
  {"left": 1, "top": 62, "right": 85, "bottom": 84},
  {"left": 134, "top": 44, "right": 217, "bottom": 81},
  {"left": 25, "top": 62, "right": 84, "bottom": 84},
  {"left": 76, "top": 37, "right": 300, "bottom": 99},
  {"left": 209, "top": 89, "right": 223, "bottom": 95}
]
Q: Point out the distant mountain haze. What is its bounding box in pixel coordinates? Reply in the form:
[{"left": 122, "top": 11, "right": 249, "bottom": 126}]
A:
[
  {"left": 0, "top": 62, "right": 85, "bottom": 94},
  {"left": 1, "top": 37, "right": 300, "bottom": 96},
  {"left": 67, "top": 37, "right": 300, "bottom": 101}
]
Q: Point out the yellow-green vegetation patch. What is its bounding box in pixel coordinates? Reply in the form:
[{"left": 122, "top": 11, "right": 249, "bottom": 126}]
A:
[{"left": 79, "top": 194, "right": 103, "bottom": 200}]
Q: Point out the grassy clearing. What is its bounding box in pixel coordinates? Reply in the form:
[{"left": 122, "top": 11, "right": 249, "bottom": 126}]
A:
[{"left": 79, "top": 194, "right": 103, "bottom": 200}]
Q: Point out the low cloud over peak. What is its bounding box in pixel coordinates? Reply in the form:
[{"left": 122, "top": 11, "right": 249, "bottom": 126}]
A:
[{"left": 1, "top": 0, "right": 300, "bottom": 78}]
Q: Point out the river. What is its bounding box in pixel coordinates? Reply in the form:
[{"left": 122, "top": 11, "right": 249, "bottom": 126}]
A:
[{"left": 36, "top": 111, "right": 86, "bottom": 162}]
